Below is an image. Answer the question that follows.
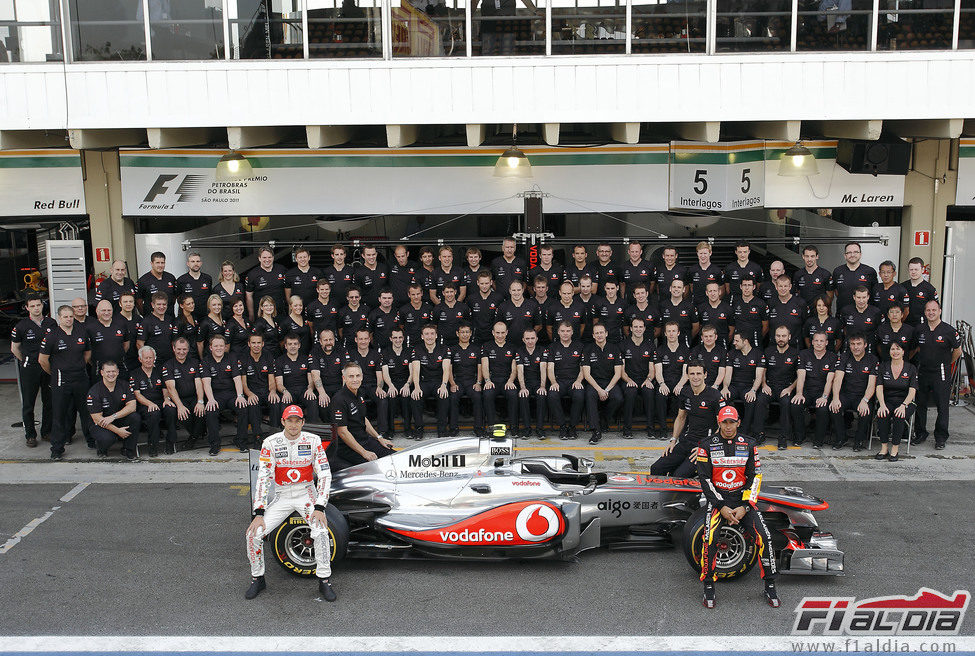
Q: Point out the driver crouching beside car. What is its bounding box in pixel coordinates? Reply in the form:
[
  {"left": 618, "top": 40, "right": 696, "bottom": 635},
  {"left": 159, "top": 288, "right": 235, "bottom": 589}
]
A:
[{"left": 329, "top": 361, "right": 395, "bottom": 470}]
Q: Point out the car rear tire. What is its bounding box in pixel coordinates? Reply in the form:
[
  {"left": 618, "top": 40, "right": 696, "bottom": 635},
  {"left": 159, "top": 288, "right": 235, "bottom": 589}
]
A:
[
  {"left": 272, "top": 504, "right": 349, "bottom": 578},
  {"left": 681, "top": 507, "right": 758, "bottom": 581}
]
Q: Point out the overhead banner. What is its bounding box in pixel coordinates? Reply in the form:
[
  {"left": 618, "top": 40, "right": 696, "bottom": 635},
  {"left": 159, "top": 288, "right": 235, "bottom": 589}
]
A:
[
  {"left": 764, "top": 140, "right": 905, "bottom": 208},
  {"left": 669, "top": 141, "right": 765, "bottom": 211},
  {"left": 0, "top": 149, "right": 86, "bottom": 217},
  {"left": 119, "top": 146, "right": 670, "bottom": 216},
  {"left": 955, "top": 138, "right": 975, "bottom": 206}
]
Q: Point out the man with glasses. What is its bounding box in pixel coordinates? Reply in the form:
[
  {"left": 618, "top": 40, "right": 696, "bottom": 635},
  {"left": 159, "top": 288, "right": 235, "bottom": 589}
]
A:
[{"left": 832, "top": 241, "right": 877, "bottom": 313}]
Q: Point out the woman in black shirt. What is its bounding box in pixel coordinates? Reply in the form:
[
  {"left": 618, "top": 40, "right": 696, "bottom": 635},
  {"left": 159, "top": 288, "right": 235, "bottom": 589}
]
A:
[
  {"left": 803, "top": 295, "right": 842, "bottom": 352},
  {"left": 875, "top": 341, "right": 918, "bottom": 462},
  {"left": 279, "top": 295, "right": 312, "bottom": 355},
  {"left": 175, "top": 294, "right": 198, "bottom": 355},
  {"left": 216, "top": 261, "right": 245, "bottom": 320},
  {"left": 197, "top": 294, "right": 229, "bottom": 360},
  {"left": 227, "top": 299, "right": 251, "bottom": 358},
  {"left": 252, "top": 295, "right": 282, "bottom": 359}
]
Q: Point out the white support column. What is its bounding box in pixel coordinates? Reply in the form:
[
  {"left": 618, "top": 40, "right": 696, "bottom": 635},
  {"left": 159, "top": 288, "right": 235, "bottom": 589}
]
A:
[
  {"left": 790, "top": 0, "right": 798, "bottom": 51},
  {"left": 870, "top": 0, "right": 879, "bottom": 50},
  {"left": 222, "top": 0, "right": 230, "bottom": 59},
  {"left": 227, "top": 126, "right": 292, "bottom": 149},
  {"left": 142, "top": 0, "right": 153, "bottom": 60},
  {"left": 625, "top": 0, "right": 632, "bottom": 54},
  {"left": 610, "top": 122, "right": 640, "bottom": 144},
  {"left": 466, "top": 124, "right": 487, "bottom": 147},
  {"left": 68, "top": 129, "right": 147, "bottom": 149},
  {"left": 952, "top": 0, "right": 961, "bottom": 49},
  {"left": 674, "top": 122, "right": 720, "bottom": 143},
  {"left": 302, "top": 0, "right": 310, "bottom": 59},
  {"left": 542, "top": 123, "right": 560, "bottom": 146},
  {"left": 386, "top": 124, "right": 418, "bottom": 148},
  {"left": 306, "top": 125, "right": 354, "bottom": 148},
  {"left": 147, "top": 128, "right": 224, "bottom": 149}
]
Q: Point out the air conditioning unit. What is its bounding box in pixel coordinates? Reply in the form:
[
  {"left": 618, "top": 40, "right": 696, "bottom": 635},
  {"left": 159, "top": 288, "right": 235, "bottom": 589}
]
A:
[{"left": 837, "top": 137, "right": 911, "bottom": 176}]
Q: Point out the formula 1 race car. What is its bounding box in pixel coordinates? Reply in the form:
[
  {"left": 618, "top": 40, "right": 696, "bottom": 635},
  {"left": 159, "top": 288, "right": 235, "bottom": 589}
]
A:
[{"left": 248, "top": 426, "right": 844, "bottom": 580}]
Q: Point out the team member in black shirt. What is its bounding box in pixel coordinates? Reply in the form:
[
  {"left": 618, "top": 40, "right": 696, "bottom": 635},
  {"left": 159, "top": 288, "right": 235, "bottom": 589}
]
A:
[
  {"left": 310, "top": 329, "right": 345, "bottom": 422},
  {"left": 433, "top": 283, "right": 470, "bottom": 346},
  {"left": 389, "top": 244, "right": 419, "bottom": 307},
  {"left": 86, "top": 361, "right": 139, "bottom": 459},
  {"left": 650, "top": 363, "right": 724, "bottom": 478},
  {"left": 872, "top": 261, "right": 910, "bottom": 321},
  {"left": 118, "top": 293, "right": 142, "bottom": 375},
  {"left": 415, "top": 247, "right": 436, "bottom": 297},
  {"left": 202, "top": 334, "right": 248, "bottom": 455},
  {"left": 409, "top": 324, "right": 452, "bottom": 439},
  {"left": 480, "top": 322, "right": 519, "bottom": 435},
  {"left": 346, "top": 328, "right": 386, "bottom": 433},
  {"left": 429, "top": 246, "right": 465, "bottom": 305},
  {"left": 658, "top": 279, "right": 699, "bottom": 347},
  {"left": 548, "top": 281, "right": 587, "bottom": 342},
  {"left": 593, "top": 280, "right": 627, "bottom": 344},
  {"left": 246, "top": 247, "right": 288, "bottom": 319},
  {"left": 11, "top": 295, "right": 57, "bottom": 447},
  {"left": 161, "top": 337, "right": 205, "bottom": 451},
  {"left": 829, "top": 333, "right": 878, "bottom": 451},
  {"left": 528, "top": 244, "right": 565, "bottom": 297},
  {"left": 336, "top": 287, "right": 370, "bottom": 349},
  {"left": 767, "top": 275, "right": 806, "bottom": 347},
  {"left": 353, "top": 244, "right": 389, "bottom": 308},
  {"left": 323, "top": 244, "right": 355, "bottom": 307},
  {"left": 497, "top": 280, "right": 541, "bottom": 341},
  {"left": 306, "top": 279, "right": 339, "bottom": 337},
  {"left": 137, "top": 251, "right": 178, "bottom": 316},
  {"left": 754, "top": 326, "right": 800, "bottom": 449},
  {"left": 696, "top": 282, "right": 733, "bottom": 348},
  {"left": 491, "top": 237, "right": 527, "bottom": 295},
  {"left": 581, "top": 324, "right": 623, "bottom": 444},
  {"left": 620, "top": 241, "right": 653, "bottom": 302},
  {"left": 176, "top": 251, "right": 212, "bottom": 320},
  {"left": 448, "top": 322, "right": 483, "bottom": 437},
  {"left": 653, "top": 322, "right": 691, "bottom": 439},
  {"left": 174, "top": 295, "right": 199, "bottom": 357},
  {"left": 831, "top": 242, "right": 878, "bottom": 313},
  {"left": 137, "top": 292, "right": 177, "bottom": 363},
  {"left": 216, "top": 261, "right": 246, "bottom": 320},
  {"left": 689, "top": 241, "right": 723, "bottom": 307},
  {"left": 130, "top": 345, "right": 168, "bottom": 456},
  {"left": 462, "top": 247, "right": 491, "bottom": 302},
  {"left": 197, "top": 295, "right": 230, "bottom": 360},
  {"left": 792, "top": 244, "right": 833, "bottom": 308},
  {"left": 730, "top": 278, "right": 767, "bottom": 347},
  {"left": 904, "top": 258, "right": 939, "bottom": 326},
  {"left": 565, "top": 245, "right": 596, "bottom": 294},
  {"left": 651, "top": 246, "right": 688, "bottom": 297},
  {"left": 593, "top": 243, "right": 619, "bottom": 290},
  {"left": 382, "top": 328, "right": 414, "bottom": 437},
  {"left": 912, "top": 300, "right": 962, "bottom": 449},
  {"left": 792, "top": 332, "right": 839, "bottom": 448},
  {"left": 239, "top": 333, "right": 278, "bottom": 449},
  {"left": 516, "top": 328, "right": 548, "bottom": 439},
  {"left": 279, "top": 296, "right": 312, "bottom": 356},
  {"left": 252, "top": 295, "right": 281, "bottom": 359},
  {"left": 689, "top": 324, "right": 728, "bottom": 389},
  {"left": 330, "top": 362, "right": 395, "bottom": 470},
  {"left": 531, "top": 276, "right": 556, "bottom": 343},
  {"left": 803, "top": 295, "right": 842, "bottom": 351},
  {"left": 94, "top": 260, "right": 138, "bottom": 312},
  {"left": 721, "top": 333, "right": 766, "bottom": 442},
  {"left": 620, "top": 317, "right": 656, "bottom": 439},
  {"left": 724, "top": 241, "right": 764, "bottom": 299},
  {"left": 399, "top": 284, "right": 435, "bottom": 348},
  {"left": 875, "top": 341, "right": 918, "bottom": 461},
  {"left": 284, "top": 247, "right": 322, "bottom": 307},
  {"left": 840, "top": 286, "right": 883, "bottom": 353},
  {"left": 760, "top": 261, "right": 791, "bottom": 304},
  {"left": 624, "top": 284, "right": 658, "bottom": 341},
  {"left": 368, "top": 290, "right": 400, "bottom": 351},
  {"left": 546, "top": 321, "right": 586, "bottom": 440},
  {"left": 467, "top": 271, "right": 503, "bottom": 344},
  {"left": 274, "top": 334, "right": 316, "bottom": 421},
  {"left": 39, "top": 305, "right": 92, "bottom": 460},
  {"left": 877, "top": 304, "right": 915, "bottom": 361}
]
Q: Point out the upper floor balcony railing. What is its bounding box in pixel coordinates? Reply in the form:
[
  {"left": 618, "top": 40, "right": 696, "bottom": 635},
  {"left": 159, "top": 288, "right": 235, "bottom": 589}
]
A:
[{"left": 0, "top": 0, "right": 972, "bottom": 64}]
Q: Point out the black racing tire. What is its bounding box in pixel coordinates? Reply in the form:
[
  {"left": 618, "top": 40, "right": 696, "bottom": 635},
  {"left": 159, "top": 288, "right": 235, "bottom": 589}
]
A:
[
  {"left": 681, "top": 507, "right": 758, "bottom": 581},
  {"left": 271, "top": 505, "right": 349, "bottom": 578}
]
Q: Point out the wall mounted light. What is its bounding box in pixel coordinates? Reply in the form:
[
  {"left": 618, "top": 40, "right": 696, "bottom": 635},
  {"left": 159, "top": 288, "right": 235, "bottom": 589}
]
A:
[
  {"left": 494, "top": 123, "right": 533, "bottom": 179},
  {"left": 215, "top": 150, "right": 253, "bottom": 181},
  {"left": 777, "top": 141, "right": 819, "bottom": 177}
]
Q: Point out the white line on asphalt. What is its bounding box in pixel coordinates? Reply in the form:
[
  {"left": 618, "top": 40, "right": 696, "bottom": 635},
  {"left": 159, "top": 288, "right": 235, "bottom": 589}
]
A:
[{"left": 0, "top": 482, "right": 90, "bottom": 555}]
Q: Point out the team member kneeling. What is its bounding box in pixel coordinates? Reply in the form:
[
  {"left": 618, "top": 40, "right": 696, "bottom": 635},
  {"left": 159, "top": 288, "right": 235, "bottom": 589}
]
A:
[{"left": 245, "top": 404, "right": 337, "bottom": 602}]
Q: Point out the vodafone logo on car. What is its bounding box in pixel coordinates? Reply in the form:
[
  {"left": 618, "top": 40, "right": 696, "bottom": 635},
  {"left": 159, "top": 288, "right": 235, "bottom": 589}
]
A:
[{"left": 388, "top": 501, "right": 565, "bottom": 546}]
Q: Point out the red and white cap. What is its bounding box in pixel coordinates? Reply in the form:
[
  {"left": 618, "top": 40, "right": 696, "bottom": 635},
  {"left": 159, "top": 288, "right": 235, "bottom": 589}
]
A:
[
  {"left": 281, "top": 405, "right": 304, "bottom": 420},
  {"left": 717, "top": 406, "right": 740, "bottom": 422}
]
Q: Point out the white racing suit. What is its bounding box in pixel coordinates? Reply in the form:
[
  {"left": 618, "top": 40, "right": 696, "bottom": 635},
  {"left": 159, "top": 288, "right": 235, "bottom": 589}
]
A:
[{"left": 247, "top": 430, "right": 333, "bottom": 579}]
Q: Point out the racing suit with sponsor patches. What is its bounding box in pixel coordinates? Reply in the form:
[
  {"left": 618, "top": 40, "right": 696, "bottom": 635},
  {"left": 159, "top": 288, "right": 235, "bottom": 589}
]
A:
[
  {"left": 697, "top": 433, "right": 776, "bottom": 583},
  {"left": 247, "top": 431, "right": 332, "bottom": 579}
]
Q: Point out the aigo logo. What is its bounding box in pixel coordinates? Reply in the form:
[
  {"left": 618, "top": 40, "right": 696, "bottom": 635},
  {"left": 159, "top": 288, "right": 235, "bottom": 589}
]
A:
[{"left": 386, "top": 501, "right": 565, "bottom": 546}]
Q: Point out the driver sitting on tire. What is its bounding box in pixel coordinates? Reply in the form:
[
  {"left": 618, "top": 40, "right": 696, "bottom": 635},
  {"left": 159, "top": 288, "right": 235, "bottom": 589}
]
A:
[{"left": 245, "top": 404, "right": 337, "bottom": 602}]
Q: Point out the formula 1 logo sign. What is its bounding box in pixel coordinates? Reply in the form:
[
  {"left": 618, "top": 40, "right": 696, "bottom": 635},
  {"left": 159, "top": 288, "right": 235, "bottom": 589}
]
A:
[
  {"left": 386, "top": 501, "right": 565, "bottom": 546},
  {"left": 142, "top": 174, "right": 207, "bottom": 207},
  {"left": 793, "top": 588, "right": 970, "bottom": 636}
]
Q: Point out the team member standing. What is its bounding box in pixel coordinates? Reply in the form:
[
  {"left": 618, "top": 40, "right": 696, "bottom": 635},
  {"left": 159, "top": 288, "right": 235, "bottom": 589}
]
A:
[
  {"left": 161, "top": 337, "right": 205, "bottom": 451},
  {"left": 565, "top": 245, "right": 596, "bottom": 294},
  {"left": 689, "top": 324, "right": 728, "bottom": 390},
  {"left": 284, "top": 247, "right": 322, "bottom": 307},
  {"left": 368, "top": 290, "right": 400, "bottom": 351},
  {"left": 430, "top": 246, "right": 465, "bottom": 305},
  {"left": 877, "top": 304, "right": 915, "bottom": 361},
  {"left": 389, "top": 244, "right": 419, "bottom": 307},
  {"left": 353, "top": 244, "right": 389, "bottom": 308},
  {"left": 382, "top": 328, "right": 414, "bottom": 437},
  {"left": 274, "top": 334, "right": 316, "bottom": 421},
  {"left": 593, "top": 279, "right": 627, "bottom": 344},
  {"left": 280, "top": 296, "right": 312, "bottom": 355},
  {"left": 496, "top": 280, "right": 541, "bottom": 341},
  {"left": 650, "top": 363, "right": 723, "bottom": 477},
  {"left": 831, "top": 242, "right": 877, "bottom": 312},
  {"left": 306, "top": 280, "right": 339, "bottom": 338},
  {"left": 624, "top": 284, "right": 659, "bottom": 340},
  {"left": 760, "top": 261, "right": 791, "bottom": 304},
  {"left": 118, "top": 292, "right": 142, "bottom": 375},
  {"left": 803, "top": 295, "right": 842, "bottom": 351},
  {"left": 593, "top": 243, "right": 619, "bottom": 290},
  {"left": 409, "top": 324, "right": 452, "bottom": 439},
  {"left": 245, "top": 404, "right": 336, "bottom": 602},
  {"left": 201, "top": 334, "right": 248, "bottom": 455},
  {"left": 399, "top": 284, "right": 435, "bottom": 348},
  {"left": 137, "top": 292, "right": 178, "bottom": 363},
  {"left": 721, "top": 333, "right": 766, "bottom": 443},
  {"left": 331, "top": 362, "right": 395, "bottom": 466},
  {"left": 620, "top": 241, "right": 652, "bottom": 302},
  {"left": 448, "top": 322, "right": 483, "bottom": 437},
  {"left": 227, "top": 300, "right": 251, "bottom": 359},
  {"left": 480, "top": 321, "right": 519, "bottom": 435},
  {"left": 698, "top": 406, "right": 779, "bottom": 609},
  {"left": 653, "top": 322, "right": 691, "bottom": 438},
  {"left": 582, "top": 324, "right": 623, "bottom": 444},
  {"left": 94, "top": 260, "right": 138, "bottom": 311},
  {"left": 216, "top": 261, "right": 246, "bottom": 319},
  {"left": 176, "top": 251, "right": 212, "bottom": 320},
  {"left": 239, "top": 333, "right": 278, "bottom": 450},
  {"left": 689, "top": 241, "right": 723, "bottom": 307},
  {"left": 335, "top": 287, "right": 370, "bottom": 349},
  {"left": 696, "top": 282, "right": 733, "bottom": 348},
  {"left": 11, "top": 295, "right": 56, "bottom": 447},
  {"left": 531, "top": 276, "right": 556, "bottom": 343},
  {"left": 792, "top": 245, "right": 832, "bottom": 308},
  {"left": 872, "top": 261, "right": 910, "bottom": 320},
  {"left": 528, "top": 244, "right": 565, "bottom": 297},
  {"left": 39, "top": 305, "right": 92, "bottom": 460},
  {"left": 467, "top": 271, "right": 503, "bottom": 344},
  {"left": 723, "top": 241, "right": 764, "bottom": 299},
  {"left": 839, "top": 286, "right": 883, "bottom": 353},
  {"left": 323, "top": 244, "right": 355, "bottom": 305},
  {"left": 130, "top": 346, "right": 168, "bottom": 456},
  {"left": 346, "top": 328, "right": 387, "bottom": 433},
  {"left": 754, "top": 326, "right": 800, "bottom": 449},
  {"left": 546, "top": 321, "right": 586, "bottom": 440},
  {"left": 86, "top": 361, "right": 139, "bottom": 460},
  {"left": 875, "top": 341, "right": 918, "bottom": 462},
  {"left": 651, "top": 246, "right": 688, "bottom": 297},
  {"left": 903, "top": 258, "right": 939, "bottom": 326},
  {"left": 310, "top": 329, "right": 345, "bottom": 422},
  {"left": 246, "top": 247, "right": 288, "bottom": 319},
  {"left": 516, "top": 328, "right": 548, "bottom": 439},
  {"left": 620, "top": 316, "right": 656, "bottom": 439},
  {"left": 792, "top": 332, "right": 839, "bottom": 448},
  {"left": 548, "top": 281, "right": 587, "bottom": 342},
  {"left": 912, "top": 300, "right": 961, "bottom": 449},
  {"left": 658, "top": 279, "right": 699, "bottom": 347},
  {"left": 829, "top": 334, "right": 878, "bottom": 451},
  {"left": 462, "top": 247, "right": 491, "bottom": 301},
  {"left": 137, "top": 252, "right": 177, "bottom": 315},
  {"left": 174, "top": 295, "right": 199, "bottom": 357},
  {"left": 491, "top": 237, "right": 527, "bottom": 295},
  {"left": 730, "top": 278, "right": 767, "bottom": 347},
  {"left": 766, "top": 275, "right": 806, "bottom": 347},
  {"left": 197, "top": 295, "right": 229, "bottom": 360},
  {"left": 252, "top": 296, "right": 282, "bottom": 359},
  {"left": 433, "top": 283, "right": 470, "bottom": 346}
]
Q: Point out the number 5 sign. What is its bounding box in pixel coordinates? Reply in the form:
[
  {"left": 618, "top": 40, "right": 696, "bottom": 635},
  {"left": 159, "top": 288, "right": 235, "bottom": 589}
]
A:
[{"left": 669, "top": 141, "right": 766, "bottom": 211}]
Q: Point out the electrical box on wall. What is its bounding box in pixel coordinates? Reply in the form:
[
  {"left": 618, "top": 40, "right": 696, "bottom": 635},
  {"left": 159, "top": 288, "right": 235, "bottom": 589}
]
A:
[{"left": 837, "top": 137, "right": 911, "bottom": 176}]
